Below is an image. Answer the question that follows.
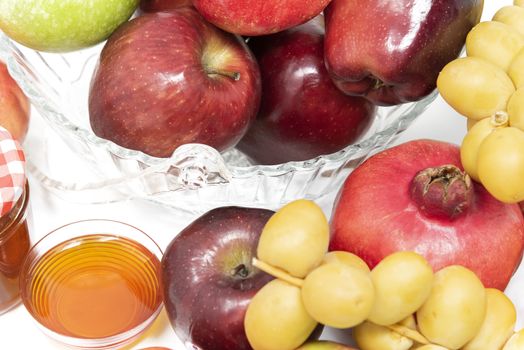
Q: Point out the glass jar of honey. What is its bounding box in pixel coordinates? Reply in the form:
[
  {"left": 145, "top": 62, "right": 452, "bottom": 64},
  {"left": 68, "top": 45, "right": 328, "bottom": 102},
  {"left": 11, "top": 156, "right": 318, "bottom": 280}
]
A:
[{"left": 0, "top": 127, "right": 31, "bottom": 314}]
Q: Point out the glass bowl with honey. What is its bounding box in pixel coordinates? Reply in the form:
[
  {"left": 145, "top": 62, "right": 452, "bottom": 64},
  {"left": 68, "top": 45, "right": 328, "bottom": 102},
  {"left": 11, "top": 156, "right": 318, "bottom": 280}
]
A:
[{"left": 18, "top": 219, "right": 164, "bottom": 349}]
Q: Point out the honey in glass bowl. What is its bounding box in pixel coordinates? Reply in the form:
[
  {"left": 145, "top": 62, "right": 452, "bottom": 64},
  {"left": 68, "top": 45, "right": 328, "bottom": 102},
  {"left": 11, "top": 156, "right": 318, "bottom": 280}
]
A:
[{"left": 19, "top": 220, "right": 163, "bottom": 349}]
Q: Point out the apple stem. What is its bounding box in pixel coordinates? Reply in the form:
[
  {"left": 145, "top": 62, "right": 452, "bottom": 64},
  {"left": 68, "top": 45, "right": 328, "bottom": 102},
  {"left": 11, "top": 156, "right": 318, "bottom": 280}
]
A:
[
  {"left": 205, "top": 67, "right": 241, "bottom": 81},
  {"left": 372, "top": 78, "right": 385, "bottom": 90},
  {"left": 386, "top": 324, "right": 430, "bottom": 345},
  {"left": 252, "top": 258, "right": 304, "bottom": 287},
  {"left": 233, "top": 264, "right": 250, "bottom": 278}
]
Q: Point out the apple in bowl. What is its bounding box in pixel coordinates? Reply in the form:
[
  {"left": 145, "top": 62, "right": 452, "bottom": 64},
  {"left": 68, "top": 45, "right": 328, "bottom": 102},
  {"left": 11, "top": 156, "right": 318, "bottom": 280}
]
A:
[
  {"left": 324, "top": 0, "right": 483, "bottom": 105},
  {"left": 89, "top": 7, "right": 261, "bottom": 158},
  {"left": 238, "top": 17, "right": 375, "bottom": 165},
  {"left": 192, "top": 0, "right": 332, "bottom": 36}
]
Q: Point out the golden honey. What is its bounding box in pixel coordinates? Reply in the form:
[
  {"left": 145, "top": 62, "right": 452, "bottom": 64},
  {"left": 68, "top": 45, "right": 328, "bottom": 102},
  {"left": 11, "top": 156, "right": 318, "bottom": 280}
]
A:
[
  {"left": 0, "top": 185, "right": 31, "bottom": 314},
  {"left": 21, "top": 234, "right": 162, "bottom": 339}
]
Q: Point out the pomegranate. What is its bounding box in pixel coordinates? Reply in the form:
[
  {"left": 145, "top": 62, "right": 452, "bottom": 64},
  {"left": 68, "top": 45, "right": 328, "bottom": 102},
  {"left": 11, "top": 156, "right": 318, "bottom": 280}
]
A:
[{"left": 330, "top": 139, "right": 524, "bottom": 290}]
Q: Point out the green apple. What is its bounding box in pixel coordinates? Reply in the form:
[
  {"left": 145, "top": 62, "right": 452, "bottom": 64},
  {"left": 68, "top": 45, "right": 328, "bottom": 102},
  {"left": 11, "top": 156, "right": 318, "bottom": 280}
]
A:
[{"left": 0, "top": 0, "right": 139, "bottom": 52}]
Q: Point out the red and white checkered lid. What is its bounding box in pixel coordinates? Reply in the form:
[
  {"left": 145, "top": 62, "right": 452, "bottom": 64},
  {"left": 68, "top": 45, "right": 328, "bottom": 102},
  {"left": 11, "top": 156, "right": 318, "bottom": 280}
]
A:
[{"left": 0, "top": 127, "right": 26, "bottom": 217}]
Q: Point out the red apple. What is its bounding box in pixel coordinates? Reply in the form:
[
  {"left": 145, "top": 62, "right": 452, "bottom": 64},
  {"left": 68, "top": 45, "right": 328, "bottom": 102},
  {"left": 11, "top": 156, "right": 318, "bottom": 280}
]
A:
[
  {"left": 162, "top": 206, "right": 274, "bottom": 350},
  {"left": 324, "top": 0, "right": 483, "bottom": 105},
  {"left": 89, "top": 8, "right": 261, "bottom": 158},
  {"left": 192, "top": 0, "right": 332, "bottom": 36},
  {"left": 0, "top": 61, "right": 30, "bottom": 142},
  {"left": 237, "top": 17, "right": 375, "bottom": 165},
  {"left": 139, "top": 0, "right": 191, "bottom": 12}
]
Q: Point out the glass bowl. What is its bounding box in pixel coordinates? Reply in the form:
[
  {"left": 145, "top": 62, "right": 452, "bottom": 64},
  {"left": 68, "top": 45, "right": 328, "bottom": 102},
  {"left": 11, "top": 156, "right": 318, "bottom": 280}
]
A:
[
  {"left": 0, "top": 31, "right": 437, "bottom": 213},
  {"left": 19, "top": 219, "right": 164, "bottom": 349}
]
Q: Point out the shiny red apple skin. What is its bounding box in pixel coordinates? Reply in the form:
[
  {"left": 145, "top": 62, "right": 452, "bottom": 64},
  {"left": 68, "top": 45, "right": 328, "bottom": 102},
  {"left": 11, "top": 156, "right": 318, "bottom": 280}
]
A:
[
  {"left": 192, "top": 0, "right": 332, "bottom": 36},
  {"left": 237, "top": 18, "right": 375, "bottom": 165},
  {"left": 324, "top": 0, "right": 483, "bottom": 105},
  {"left": 0, "top": 62, "right": 30, "bottom": 142},
  {"left": 139, "top": 0, "right": 191, "bottom": 12},
  {"left": 89, "top": 8, "right": 261, "bottom": 158},
  {"left": 162, "top": 206, "right": 274, "bottom": 350}
]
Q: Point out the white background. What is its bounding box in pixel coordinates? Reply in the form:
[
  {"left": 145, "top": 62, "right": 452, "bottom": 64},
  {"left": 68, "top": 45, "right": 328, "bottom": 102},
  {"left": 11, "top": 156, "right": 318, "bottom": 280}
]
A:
[{"left": 1, "top": 1, "right": 521, "bottom": 349}]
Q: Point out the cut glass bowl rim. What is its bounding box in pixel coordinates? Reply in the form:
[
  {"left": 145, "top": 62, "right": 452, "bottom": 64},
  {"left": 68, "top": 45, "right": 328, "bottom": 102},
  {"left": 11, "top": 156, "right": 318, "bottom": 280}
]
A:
[{"left": 0, "top": 30, "right": 438, "bottom": 181}]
